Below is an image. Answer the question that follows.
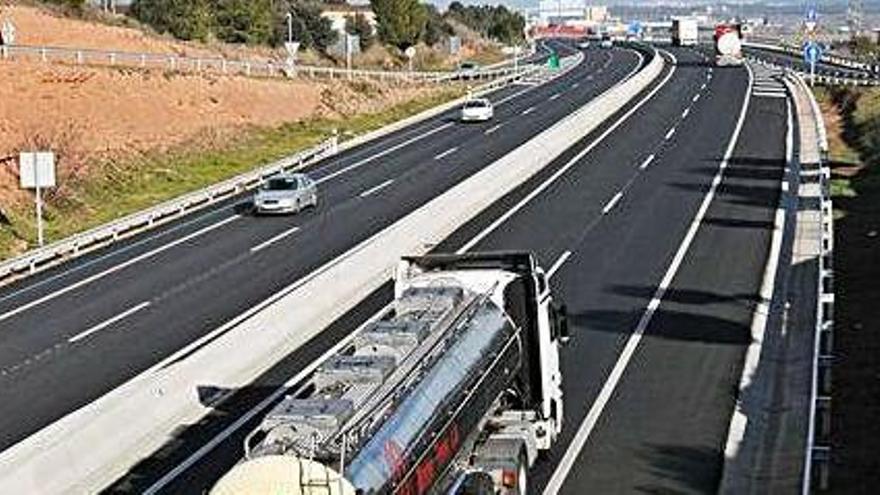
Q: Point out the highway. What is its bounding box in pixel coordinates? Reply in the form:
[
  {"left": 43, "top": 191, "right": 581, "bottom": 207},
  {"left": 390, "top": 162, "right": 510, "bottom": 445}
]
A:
[
  {"left": 0, "top": 41, "right": 648, "bottom": 457},
  {"left": 110, "top": 47, "right": 790, "bottom": 494}
]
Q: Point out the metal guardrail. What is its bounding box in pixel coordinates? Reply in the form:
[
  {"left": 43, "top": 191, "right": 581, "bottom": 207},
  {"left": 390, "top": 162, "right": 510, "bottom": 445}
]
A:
[
  {"left": 0, "top": 138, "right": 338, "bottom": 284},
  {"left": 745, "top": 41, "right": 880, "bottom": 75},
  {"left": 0, "top": 61, "right": 546, "bottom": 286},
  {"left": 748, "top": 53, "right": 880, "bottom": 88},
  {"left": 0, "top": 43, "right": 533, "bottom": 83},
  {"left": 790, "top": 71, "right": 834, "bottom": 495}
]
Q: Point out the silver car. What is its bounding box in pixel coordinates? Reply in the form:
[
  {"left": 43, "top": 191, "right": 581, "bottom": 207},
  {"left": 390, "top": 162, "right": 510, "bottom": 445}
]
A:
[{"left": 253, "top": 173, "right": 317, "bottom": 214}]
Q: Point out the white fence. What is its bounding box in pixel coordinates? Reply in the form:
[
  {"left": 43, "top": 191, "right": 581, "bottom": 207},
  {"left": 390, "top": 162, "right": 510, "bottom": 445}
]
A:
[{"left": 0, "top": 43, "right": 535, "bottom": 83}]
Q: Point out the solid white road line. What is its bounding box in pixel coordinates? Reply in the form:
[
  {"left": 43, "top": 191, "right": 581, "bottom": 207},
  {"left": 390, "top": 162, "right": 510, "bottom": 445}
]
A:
[
  {"left": 602, "top": 192, "right": 624, "bottom": 214},
  {"left": 550, "top": 93, "right": 562, "bottom": 101},
  {"left": 0, "top": 215, "right": 240, "bottom": 324},
  {"left": 459, "top": 50, "right": 675, "bottom": 254},
  {"left": 547, "top": 250, "right": 572, "bottom": 279},
  {"left": 722, "top": 96, "right": 792, "bottom": 471},
  {"left": 484, "top": 123, "right": 503, "bottom": 135},
  {"left": 542, "top": 62, "right": 754, "bottom": 495},
  {"left": 665, "top": 127, "right": 676, "bottom": 140},
  {"left": 681, "top": 108, "right": 690, "bottom": 119},
  {"left": 317, "top": 122, "right": 454, "bottom": 184},
  {"left": 521, "top": 106, "right": 536, "bottom": 115},
  {"left": 358, "top": 179, "right": 395, "bottom": 198},
  {"left": 433, "top": 147, "right": 459, "bottom": 160},
  {"left": 640, "top": 154, "right": 656, "bottom": 170},
  {"left": 144, "top": 47, "right": 655, "bottom": 493},
  {"left": 250, "top": 226, "right": 301, "bottom": 253},
  {"left": 68, "top": 302, "right": 151, "bottom": 344}
]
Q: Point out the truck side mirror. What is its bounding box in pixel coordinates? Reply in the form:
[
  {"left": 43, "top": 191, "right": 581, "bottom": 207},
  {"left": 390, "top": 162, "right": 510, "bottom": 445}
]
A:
[{"left": 555, "top": 303, "right": 570, "bottom": 346}]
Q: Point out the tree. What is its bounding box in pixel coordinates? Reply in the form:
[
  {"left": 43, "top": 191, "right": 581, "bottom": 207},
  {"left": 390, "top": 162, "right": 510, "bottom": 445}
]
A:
[
  {"left": 213, "top": 0, "right": 274, "bottom": 45},
  {"left": 445, "top": 3, "right": 525, "bottom": 45},
  {"left": 422, "top": 4, "right": 452, "bottom": 46},
  {"left": 370, "top": 0, "right": 426, "bottom": 50},
  {"left": 273, "top": 1, "right": 337, "bottom": 51},
  {"left": 130, "top": 0, "right": 213, "bottom": 41},
  {"left": 346, "top": 13, "right": 375, "bottom": 51}
]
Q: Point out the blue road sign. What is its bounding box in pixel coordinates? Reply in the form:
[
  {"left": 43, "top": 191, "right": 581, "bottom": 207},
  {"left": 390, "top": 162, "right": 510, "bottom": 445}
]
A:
[
  {"left": 628, "top": 21, "right": 642, "bottom": 35},
  {"left": 804, "top": 41, "right": 822, "bottom": 64}
]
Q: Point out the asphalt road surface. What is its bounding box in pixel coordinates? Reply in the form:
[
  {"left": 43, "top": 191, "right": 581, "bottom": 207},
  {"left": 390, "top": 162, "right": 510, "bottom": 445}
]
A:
[
  {"left": 0, "top": 41, "right": 647, "bottom": 455},
  {"left": 111, "top": 47, "right": 789, "bottom": 494}
]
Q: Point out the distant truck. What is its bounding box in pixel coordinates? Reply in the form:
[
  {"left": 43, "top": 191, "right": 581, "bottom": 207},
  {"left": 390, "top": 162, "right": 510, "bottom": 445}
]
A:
[
  {"left": 211, "top": 252, "right": 570, "bottom": 495},
  {"left": 671, "top": 18, "right": 699, "bottom": 47},
  {"left": 715, "top": 23, "right": 744, "bottom": 66}
]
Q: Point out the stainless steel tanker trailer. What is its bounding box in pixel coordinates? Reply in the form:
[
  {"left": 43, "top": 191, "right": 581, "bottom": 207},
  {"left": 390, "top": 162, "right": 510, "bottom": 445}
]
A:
[{"left": 211, "top": 252, "right": 570, "bottom": 495}]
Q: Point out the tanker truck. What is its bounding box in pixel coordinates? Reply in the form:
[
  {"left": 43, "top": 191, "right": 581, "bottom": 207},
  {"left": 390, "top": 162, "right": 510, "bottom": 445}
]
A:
[
  {"left": 715, "top": 23, "right": 744, "bottom": 66},
  {"left": 211, "top": 252, "right": 570, "bottom": 495}
]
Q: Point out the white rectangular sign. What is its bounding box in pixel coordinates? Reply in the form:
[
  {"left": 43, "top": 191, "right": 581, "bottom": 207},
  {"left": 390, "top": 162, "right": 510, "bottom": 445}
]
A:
[{"left": 19, "top": 152, "right": 56, "bottom": 189}]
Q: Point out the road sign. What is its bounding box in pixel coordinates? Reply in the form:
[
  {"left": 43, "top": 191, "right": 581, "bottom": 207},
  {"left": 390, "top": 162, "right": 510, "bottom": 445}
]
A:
[
  {"left": 19, "top": 152, "right": 55, "bottom": 189},
  {"left": 805, "top": 5, "right": 818, "bottom": 31},
  {"left": 548, "top": 50, "right": 560, "bottom": 70},
  {"left": 19, "top": 151, "right": 55, "bottom": 247},
  {"left": 804, "top": 41, "right": 822, "bottom": 64}
]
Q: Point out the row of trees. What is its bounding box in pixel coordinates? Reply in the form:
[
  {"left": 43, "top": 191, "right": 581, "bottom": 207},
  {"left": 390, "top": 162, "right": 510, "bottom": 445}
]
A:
[{"left": 128, "top": 0, "right": 524, "bottom": 53}]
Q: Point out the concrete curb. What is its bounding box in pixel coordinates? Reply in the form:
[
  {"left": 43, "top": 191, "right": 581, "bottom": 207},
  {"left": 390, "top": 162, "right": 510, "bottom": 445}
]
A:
[{"left": 0, "top": 48, "right": 663, "bottom": 494}]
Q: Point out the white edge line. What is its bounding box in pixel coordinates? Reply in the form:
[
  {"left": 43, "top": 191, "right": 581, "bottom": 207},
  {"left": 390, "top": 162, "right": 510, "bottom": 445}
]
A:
[
  {"left": 721, "top": 87, "right": 792, "bottom": 472},
  {"left": 542, "top": 60, "right": 754, "bottom": 495},
  {"left": 250, "top": 226, "right": 301, "bottom": 253},
  {"left": 0, "top": 215, "right": 240, "bottom": 324},
  {"left": 602, "top": 192, "right": 624, "bottom": 214},
  {"left": 459, "top": 49, "right": 669, "bottom": 254},
  {"left": 68, "top": 302, "right": 151, "bottom": 344},
  {"left": 318, "top": 122, "right": 454, "bottom": 184},
  {"left": 144, "top": 46, "right": 657, "bottom": 492}
]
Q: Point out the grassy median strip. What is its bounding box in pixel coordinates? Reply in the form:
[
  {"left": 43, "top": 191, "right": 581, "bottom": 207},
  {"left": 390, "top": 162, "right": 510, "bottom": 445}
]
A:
[{"left": 1, "top": 87, "right": 466, "bottom": 261}]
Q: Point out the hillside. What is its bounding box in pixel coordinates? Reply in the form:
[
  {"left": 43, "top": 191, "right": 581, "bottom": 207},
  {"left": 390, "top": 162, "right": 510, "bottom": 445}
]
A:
[{"left": 0, "top": 3, "right": 464, "bottom": 259}]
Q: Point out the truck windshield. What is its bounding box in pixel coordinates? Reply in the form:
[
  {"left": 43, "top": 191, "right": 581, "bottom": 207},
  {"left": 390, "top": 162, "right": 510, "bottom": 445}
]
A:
[{"left": 263, "top": 178, "right": 297, "bottom": 191}]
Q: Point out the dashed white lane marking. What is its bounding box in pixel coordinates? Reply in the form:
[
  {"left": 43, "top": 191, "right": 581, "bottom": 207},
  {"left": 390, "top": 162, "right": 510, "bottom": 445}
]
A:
[
  {"left": 250, "top": 226, "right": 301, "bottom": 253},
  {"left": 701, "top": 82, "right": 708, "bottom": 90},
  {"left": 358, "top": 179, "right": 395, "bottom": 198},
  {"left": 547, "top": 250, "right": 572, "bottom": 279},
  {"left": 0, "top": 214, "right": 240, "bottom": 323},
  {"left": 484, "top": 123, "right": 503, "bottom": 135},
  {"left": 521, "top": 106, "right": 536, "bottom": 115},
  {"left": 550, "top": 93, "right": 562, "bottom": 101},
  {"left": 665, "top": 127, "right": 676, "bottom": 140},
  {"left": 433, "top": 147, "right": 459, "bottom": 160},
  {"left": 693, "top": 93, "right": 701, "bottom": 103},
  {"left": 601, "top": 192, "right": 624, "bottom": 214},
  {"left": 640, "top": 154, "right": 656, "bottom": 170},
  {"left": 572, "top": 82, "right": 580, "bottom": 88},
  {"left": 543, "top": 61, "right": 755, "bottom": 495},
  {"left": 68, "top": 302, "right": 151, "bottom": 343},
  {"left": 681, "top": 108, "right": 690, "bottom": 119}
]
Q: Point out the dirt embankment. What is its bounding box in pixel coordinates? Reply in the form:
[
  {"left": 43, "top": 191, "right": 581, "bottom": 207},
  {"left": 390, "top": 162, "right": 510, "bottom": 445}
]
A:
[
  {"left": 0, "top": 3, "right": 452, "bottom": 257},
  {"left": 816, "top": 87, "right": 880, "bottom": 493}
]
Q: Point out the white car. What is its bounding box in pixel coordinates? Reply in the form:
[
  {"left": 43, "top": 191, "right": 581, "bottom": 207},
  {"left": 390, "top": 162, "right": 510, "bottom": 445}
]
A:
[
  {"left": 577, "top": 40, "right": 591, "bottom": 49},
  {"left": 253, "top": 173, "right": 317, "bottom": 214},
  {"left": 600, "top": 39, "right": 613, "bottom": 49},
  {"left": 461, "top": 98, "right": 494, "bottom": 122}
]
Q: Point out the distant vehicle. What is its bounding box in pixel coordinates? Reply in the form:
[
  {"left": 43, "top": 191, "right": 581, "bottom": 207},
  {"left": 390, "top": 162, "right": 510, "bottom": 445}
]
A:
[
  {"left": 461, "top": 98, "right": 494, "bottom": 122},
  {"left": 577, "top": 39, "right": 591, "bottom": 49},
  {"left": 253, "top": 173, "right": 317, "bottom": 214},
  {"left": 672, "top": 18, "right": 699, "bottom": 46},
  {"left": 457, "top": 61, "right": 480, "bottom": 79},
  {"left": 715, "top": 23, "right": 744, "bottom": 66},
  {"left": 210, "top": 252, "right": 569, "bottom": 495},
  {"left": 600, "top": 38, "right": 613, "bottom": 49}
]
